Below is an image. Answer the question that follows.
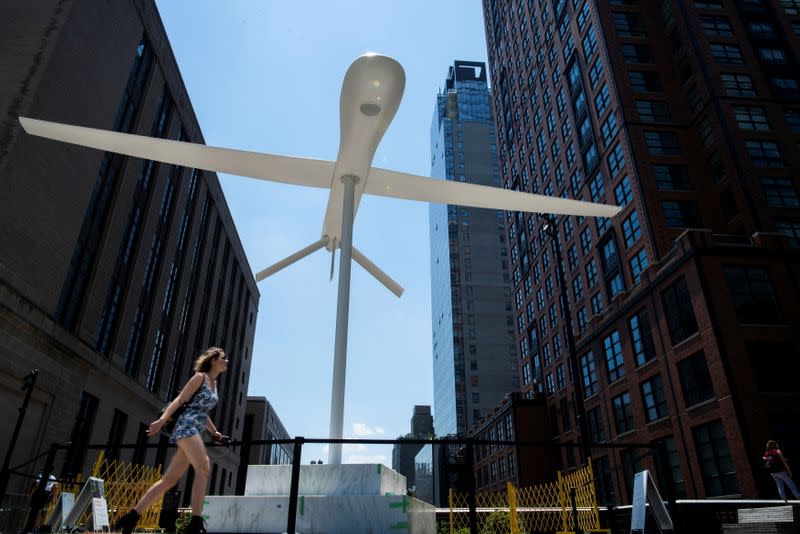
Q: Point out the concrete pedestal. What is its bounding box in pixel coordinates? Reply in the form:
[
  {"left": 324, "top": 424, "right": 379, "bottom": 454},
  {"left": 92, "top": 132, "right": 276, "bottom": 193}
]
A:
[{"left": 204, "top": 464, "right": 435, "bottom": 533}]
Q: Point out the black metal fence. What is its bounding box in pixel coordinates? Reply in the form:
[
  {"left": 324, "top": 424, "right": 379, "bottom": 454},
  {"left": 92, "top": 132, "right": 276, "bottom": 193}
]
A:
[{"left": 0, "top": 435, "right": 726, "bottom": 534}]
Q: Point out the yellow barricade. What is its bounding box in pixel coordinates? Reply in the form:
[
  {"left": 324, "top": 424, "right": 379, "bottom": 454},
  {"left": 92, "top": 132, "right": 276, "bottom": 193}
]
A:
[
  {"left": 449, "top": 459, "right": 601, "bottom": 533},
  {"left": 90, "top": 451, "right": 164, "bottom": 530}
]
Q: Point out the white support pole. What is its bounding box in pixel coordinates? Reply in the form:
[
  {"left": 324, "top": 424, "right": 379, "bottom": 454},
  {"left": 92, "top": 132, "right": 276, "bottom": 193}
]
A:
[{"left": 328, "top": 175, "right": 358, "bottom": 465}]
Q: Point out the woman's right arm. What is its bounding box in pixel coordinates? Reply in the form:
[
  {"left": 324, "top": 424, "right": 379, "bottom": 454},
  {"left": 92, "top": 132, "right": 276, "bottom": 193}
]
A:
[{"left": 147, "top": 373, "right": 204, "bottom": 436}]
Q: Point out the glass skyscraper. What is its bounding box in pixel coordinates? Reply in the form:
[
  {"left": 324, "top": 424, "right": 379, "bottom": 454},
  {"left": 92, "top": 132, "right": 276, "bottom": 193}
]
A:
[{"left": 430, "top": 61, "right": 520, "bottom": 438}]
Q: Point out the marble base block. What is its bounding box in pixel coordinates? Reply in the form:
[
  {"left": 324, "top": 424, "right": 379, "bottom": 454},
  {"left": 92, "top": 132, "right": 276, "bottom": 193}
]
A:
[
  {"left": 203, "top": 494, "right": 436, "bottom": 533},
  {"left": 244, "top": 463, "right": 406, "bottom": 497},
  {"left": 203, "top": 464, "right": 435, "bottom": 533}
]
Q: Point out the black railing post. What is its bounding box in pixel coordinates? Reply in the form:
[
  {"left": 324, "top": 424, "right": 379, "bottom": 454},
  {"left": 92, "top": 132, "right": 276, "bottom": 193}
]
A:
[
  {"left": 571, "top": 486, "right": 580, "bottom": 534},
  {"left": 286, "top": 436, "right": 304, "bottom": 534},
  {"left": 23, "top": 441, "right": 58, "bottom": 533},
  {"left": 465, "top": 437, "right": 478, "bottom": 534},
  {"left": 0, "top": 369, "right": 38, "bottom": 500}
]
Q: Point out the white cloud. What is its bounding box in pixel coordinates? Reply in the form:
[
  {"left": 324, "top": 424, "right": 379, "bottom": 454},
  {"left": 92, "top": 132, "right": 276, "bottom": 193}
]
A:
[
  {"left": 352, "top": 423, "right": 385, "bottom": 436},
  {"left": 345, "top": 453, "right": 389, "bottom": 465}
]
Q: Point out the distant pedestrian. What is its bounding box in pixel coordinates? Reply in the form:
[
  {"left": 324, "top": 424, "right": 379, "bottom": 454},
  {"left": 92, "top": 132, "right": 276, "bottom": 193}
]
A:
[
  {"left": 113, "top": 347, "right": 230, "bottom": 534},
  {"left": 763, "top": 440, "right": 800, "bottom": 502}
]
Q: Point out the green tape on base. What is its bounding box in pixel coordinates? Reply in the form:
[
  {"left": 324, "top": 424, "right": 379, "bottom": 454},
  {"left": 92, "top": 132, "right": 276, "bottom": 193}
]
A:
[
  {"left": 377, "top": 464, "right": 382, "bottom": 474},
  {"left": 300, "top": 495, "right": 305, "bottom": 516},
  {"left": 388, "top": 495, "right": 408, "bottom": 513}
]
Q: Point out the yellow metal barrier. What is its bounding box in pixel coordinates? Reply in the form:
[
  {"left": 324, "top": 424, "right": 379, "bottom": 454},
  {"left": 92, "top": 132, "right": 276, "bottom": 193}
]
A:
[
  {"left": 449, "top": 459, "right": 601, "bottom": 533},
  {"left": 90, "top": 451, "right": 164, "bottom": 530}
]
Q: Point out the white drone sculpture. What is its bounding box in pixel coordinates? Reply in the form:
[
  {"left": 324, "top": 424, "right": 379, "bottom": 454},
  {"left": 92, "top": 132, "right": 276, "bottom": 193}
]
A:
[{"left": 20, "top": 53, "right": 620, "bottom": 465}]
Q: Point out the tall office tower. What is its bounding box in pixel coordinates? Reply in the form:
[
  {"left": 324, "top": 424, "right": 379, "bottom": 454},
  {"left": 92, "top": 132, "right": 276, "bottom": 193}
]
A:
[
  {"left": 392, "top": 405, "right": 435, "bottom": 491},
  {"left": 0, "top": 0, "right": 258, "bottom": 503},
  {"left": 430, "top": 61, "right": 520, "bottom": 438},
  {"left": 411, "top": 405, "right": 435, "bottom": 437},
  {"left": 482, "top": 0, "right": 800, "bottom": 503}
]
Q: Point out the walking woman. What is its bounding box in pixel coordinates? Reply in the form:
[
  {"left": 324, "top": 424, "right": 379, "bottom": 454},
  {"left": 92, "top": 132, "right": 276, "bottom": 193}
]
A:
[
  {"left": 114, "top": 347, "right": 229, "bottom": 534},
  {"left": 764, "top": 440, "right": 800, "bottom": 502}
]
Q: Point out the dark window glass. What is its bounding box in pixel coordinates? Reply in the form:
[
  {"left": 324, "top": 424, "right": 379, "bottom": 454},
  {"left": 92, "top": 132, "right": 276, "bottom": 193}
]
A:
[
  {"left": 641, "top": 375, "right": 669, "bottom": 421},
  {"left": 613, "top": 392, "right": 635, "bottom": 434},
  {"left": 723, "top": 265, "right": 781, "bottom": 323},
  {"left": 678, "top": 351, "right": 715, "bottom": 406},
  {"left": 662, "top": 277, "right": 698, "bottom": 344},
  {"left": 693, "top": 420, "right": 739, "bottom": 495},
  {"left": 629, "top": 308, "right": 656, "bottom": 366}
]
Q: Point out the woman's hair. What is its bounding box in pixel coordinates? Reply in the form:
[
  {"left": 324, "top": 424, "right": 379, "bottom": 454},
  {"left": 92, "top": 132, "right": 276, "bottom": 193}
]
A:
[
  {"left": 193, "top": 346, "right": 224, "bottom": 372},
  {"left": 767, "top": 440, "right": 779, "bottom": 450}
]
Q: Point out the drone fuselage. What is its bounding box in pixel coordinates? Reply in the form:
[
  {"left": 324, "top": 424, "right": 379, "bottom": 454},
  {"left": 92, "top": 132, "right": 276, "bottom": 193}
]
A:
[{"left": 321, "top": 53, "right": 405, "bottom": 251}]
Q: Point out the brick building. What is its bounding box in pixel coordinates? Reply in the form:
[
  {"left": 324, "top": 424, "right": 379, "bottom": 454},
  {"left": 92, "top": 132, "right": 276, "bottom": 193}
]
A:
[
  {"left": 481, "top": 0, "right": 800, "bottom": 503},
  {"left": 0, "top": 0, "right": 258, "bottom": 504},
  {"left": 472, "top": 392, "right": 555, "bottom": 492}
]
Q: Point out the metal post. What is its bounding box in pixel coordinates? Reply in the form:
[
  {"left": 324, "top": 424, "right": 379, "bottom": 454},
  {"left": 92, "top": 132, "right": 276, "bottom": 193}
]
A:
[
  {"left": 464, "top": 438, "right": 478, "bottom": 534},
  {"left": 544, "top": 216, "right": 591, "bottom": 463},
  {"left": 24, "top": 441, "right": 58, "bottom": 533},
  {"left": 286, "top": 436, "right": 304, "bottom": 534},
  {"left": 328, "top": 175, "right": 358, "bottom": 466},
  {"left": 0, "top": 369, "right": 38, "bottom": 500}
]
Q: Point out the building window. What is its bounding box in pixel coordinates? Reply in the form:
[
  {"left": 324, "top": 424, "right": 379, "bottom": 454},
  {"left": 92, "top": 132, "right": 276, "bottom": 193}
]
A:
[
  {"left": 580, "top": 351, "right": 599, "bottom": 397},
  {"left": 721, "top": 73, "right": 756, "bottom": 96},
  {"left": 710, "top": 43, "right": 743, "bottom": 64},
  {"left": 662, "top": 437, "right": 687, "bottom": 498},
  {"left": 612, "top": 392, "right": 635, "bottom": 434},
  {"left": 723, "top": 265, "right": 781, "bottom": 324},
  {"left": 653, "top": 164, "right": 690, "bottom": 190},
  {"left": 693, "top": 420, "right": 739, "bottom": 496},
  {"left": 629, "top": 308, "right": 656, "bottom": 366},
  {"left": 629, "top": 248, "right": 649, "bottom": 284},
  {"left": 608, "top": 143, "right": 625, "bottom": 177},
  {"left": 734, "top": 106, "right": 770, "bottom": 131},
  {"left": 760, "top": 177, "right": 799, "bottom": 207},
  {"left": 637, "top": 100, "right": 672, "bottom": 123},
  {"left": 678, "top": 351, "right": 715, "bottom": 407},
  {"left": 614, "top": 176, "right": 633, "bottom": 208},
  {"left": 641, "top": 375, "right": 668, "bottom": 422},
  {"left": 662, "top": 200, "right": 700, "bottom": 228},
  {"left": 586, "top": 259, "right": 598, "bottom": 287},
  {"left": 644, "top": 131, "right": 681, "bottom": 156},
  {"left": 622, "top": 44, "right": 654, "bottom": 63},
  {"left": 591, "top": 293, "right": 604, "bottom": 315},
  {"left": 776, "top": 219, "right": 800, "bottom": 246},
  {"left": 603, "top": 330, "right": 625, "bottom": 382},
  {"left": 621, "top": 210, "right": 642, "bottom": 248},
  {"left": 587, "top": 406, "right": 606, "bottom": 443},
  {"left": 560, "top": 398, "right": 572, "bottom": 431},
  {"left": 629, "top": 71, "right": 662, "bottom": 92},
  {"left": 701, "top": 14, "right": 732, "bottom": 35},
  {"left": 745, "top": 140, "right": 783, "bottom": 168},
  {"left": 662, "top": 277, "right": 699, "bottom": 345}
]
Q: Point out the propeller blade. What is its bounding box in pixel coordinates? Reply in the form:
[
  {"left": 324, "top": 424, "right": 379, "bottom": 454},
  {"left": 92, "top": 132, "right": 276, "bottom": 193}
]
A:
[
  {"left": 351, "top": 247, "right": 404, "bottom": 298},
  {"left": 255, "top": 237, "right": 330, "bottom": 282},
  {"left": 18, "top": 117, "right": 334, "bottom": 189},
  {"left": 329, "top": 238, "right": 337, "bottom": 281},
  {"left": 364, "top": 167, "right": 621, "bottom": 218}
]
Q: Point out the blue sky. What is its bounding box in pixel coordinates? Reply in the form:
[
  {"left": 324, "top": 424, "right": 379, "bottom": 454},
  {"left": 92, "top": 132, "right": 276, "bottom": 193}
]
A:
[{"left": 155, "top": 1, "right": 489, "bottom": 465}]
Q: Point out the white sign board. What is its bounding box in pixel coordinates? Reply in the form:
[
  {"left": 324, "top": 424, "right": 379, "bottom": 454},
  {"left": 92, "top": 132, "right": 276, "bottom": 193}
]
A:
[
  {"left": 630, "top": 469, "right": 674, "bottom": 534},
  {"left": 92, "top": 497, "right": 110, "bottom": 530}
]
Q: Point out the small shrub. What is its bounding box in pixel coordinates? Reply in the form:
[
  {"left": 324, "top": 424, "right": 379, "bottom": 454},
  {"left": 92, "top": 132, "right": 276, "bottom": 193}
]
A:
[{"left": 175, "top": 511, "right": 192, "bottom": 534}]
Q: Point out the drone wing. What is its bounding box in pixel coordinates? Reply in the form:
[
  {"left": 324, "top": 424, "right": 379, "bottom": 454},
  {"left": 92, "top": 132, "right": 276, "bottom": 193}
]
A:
[
  {"left": 18, "top": 117, "right": 334, "bottom": 189},
  {"left": 365, "top": 167, "right": 621, "bottom": 218}
]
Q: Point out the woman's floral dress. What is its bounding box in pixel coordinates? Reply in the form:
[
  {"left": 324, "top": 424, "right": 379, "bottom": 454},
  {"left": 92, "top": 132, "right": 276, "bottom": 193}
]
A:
[{"left": 170, "top": 374, "right": 218, "bottom": 444}]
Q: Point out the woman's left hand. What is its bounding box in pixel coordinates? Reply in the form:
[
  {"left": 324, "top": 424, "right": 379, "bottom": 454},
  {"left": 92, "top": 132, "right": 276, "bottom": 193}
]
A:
[{"left": 147, "top": 418, "right": 165, "bottom": 437}]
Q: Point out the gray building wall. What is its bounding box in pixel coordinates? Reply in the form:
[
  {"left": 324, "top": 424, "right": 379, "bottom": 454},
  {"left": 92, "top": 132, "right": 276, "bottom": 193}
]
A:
[
  {"left": 429, "top": 61, "right": 519, "bottom": 438},
  {"left": 0, "top": 0, "right": 258, "bottom": 503}
]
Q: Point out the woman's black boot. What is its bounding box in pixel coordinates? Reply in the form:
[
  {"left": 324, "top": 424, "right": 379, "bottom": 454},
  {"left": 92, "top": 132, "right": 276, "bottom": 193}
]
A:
[
  {"left": 185, "top": 515, "right": 207, "bottom": 534},
  {"left": 112, "top": 509, "right": 140, "bottom": 534}
]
